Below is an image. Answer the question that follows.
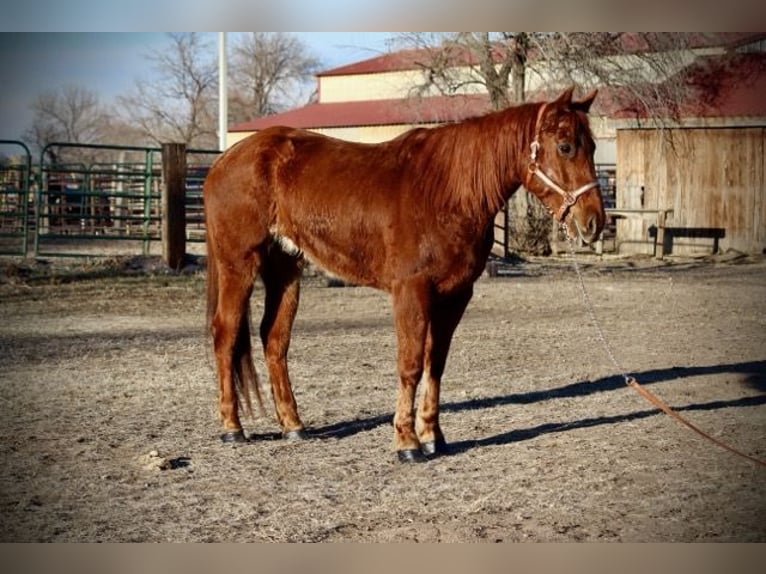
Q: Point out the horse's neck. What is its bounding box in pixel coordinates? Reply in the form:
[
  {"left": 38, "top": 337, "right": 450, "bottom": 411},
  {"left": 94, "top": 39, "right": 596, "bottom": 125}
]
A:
[{"left": 465, "top": 107, "right": 535, "bottom": 220}]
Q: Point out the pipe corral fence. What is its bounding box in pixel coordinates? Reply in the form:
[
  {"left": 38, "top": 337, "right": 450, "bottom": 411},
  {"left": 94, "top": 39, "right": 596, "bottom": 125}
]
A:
[{"left": 0, "top": 141, "right": 218, "bottom": 266}]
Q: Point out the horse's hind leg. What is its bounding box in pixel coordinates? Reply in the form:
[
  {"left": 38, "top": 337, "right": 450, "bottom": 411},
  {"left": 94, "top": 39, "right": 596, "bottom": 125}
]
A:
[
  {"left": 260, "top": 247, "right": 306, "bottom": 439},
  {"left": 211, "top": 251, "right": 261, "bottom": 442}
]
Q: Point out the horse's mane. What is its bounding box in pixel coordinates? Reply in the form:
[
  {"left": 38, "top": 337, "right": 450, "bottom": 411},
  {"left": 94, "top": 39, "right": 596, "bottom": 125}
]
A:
[{"left": 390, "top": 102, "right": 541, "bottom": 223}]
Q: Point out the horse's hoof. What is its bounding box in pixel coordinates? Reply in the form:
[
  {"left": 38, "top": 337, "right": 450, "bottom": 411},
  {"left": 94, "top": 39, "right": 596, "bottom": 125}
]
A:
[
  {"left": 397, "top": 449, "right": 428, "bottom": 463},
  {"left": 420, "top": 438, "right": 448, "bottom": 458},
  {"left": 220, "top": 430, "right": 247, "bottom": 443},
  {"left": 283, "top": 429, "right": 309, "bottom": 440}
]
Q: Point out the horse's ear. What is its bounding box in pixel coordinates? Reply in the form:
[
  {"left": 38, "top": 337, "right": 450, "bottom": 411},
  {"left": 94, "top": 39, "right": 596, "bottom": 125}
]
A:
[
  {"left": 572, "top": 89, "right": 598, "bottom": 113},
  {"left": 553, "top": 86, "right": 576, "bottom": 107}
]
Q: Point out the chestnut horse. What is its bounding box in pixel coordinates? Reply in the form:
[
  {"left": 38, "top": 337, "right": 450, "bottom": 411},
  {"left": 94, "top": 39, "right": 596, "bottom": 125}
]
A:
[{"left": 204, "top": 87, "right": 605, "bottom": 462}]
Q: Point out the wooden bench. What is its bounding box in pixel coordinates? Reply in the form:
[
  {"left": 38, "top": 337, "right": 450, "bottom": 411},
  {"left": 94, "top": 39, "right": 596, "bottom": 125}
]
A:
[
  {"left": 595, "top": 208, "right": 674, "bottom": 259},
  {"left": 649, "top": 226, "right": 726, "bottom": 255}
]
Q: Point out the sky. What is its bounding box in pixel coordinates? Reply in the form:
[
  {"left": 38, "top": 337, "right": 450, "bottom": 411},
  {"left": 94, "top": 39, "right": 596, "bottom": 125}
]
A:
[{"left": 0, "top": 32, "right": 397, "bottom": 142}]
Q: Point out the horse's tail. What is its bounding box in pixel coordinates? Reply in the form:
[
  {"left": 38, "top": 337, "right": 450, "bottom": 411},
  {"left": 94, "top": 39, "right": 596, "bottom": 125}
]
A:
[{"left": 205, "top": 215, "right": 264, "bottom": 420}]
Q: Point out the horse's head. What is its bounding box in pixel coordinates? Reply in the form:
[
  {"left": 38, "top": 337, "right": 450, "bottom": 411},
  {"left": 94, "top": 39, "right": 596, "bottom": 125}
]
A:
[{"left": 524, "top": 87, "right": 605, "bottom": 245}]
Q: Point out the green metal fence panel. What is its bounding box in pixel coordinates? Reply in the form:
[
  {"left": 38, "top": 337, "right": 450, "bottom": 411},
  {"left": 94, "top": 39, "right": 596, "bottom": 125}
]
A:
[
  {"left": 1, "top": 141, "right": 219, "bottom": 259},
  {"left": 0, "top": 141, "right": 32, "bottom": 256},
  {"left": 185, "top": 149, "right": 220, "bottom": 245},
  {"left": 35, "top": 143, "right": 165, "bottom": 257},
  {"left": 596, "top": 164, "right": 617, "bottom": 246}
]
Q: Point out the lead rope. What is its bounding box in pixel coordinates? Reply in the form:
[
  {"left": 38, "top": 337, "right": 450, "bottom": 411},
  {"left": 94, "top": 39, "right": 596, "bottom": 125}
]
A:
[{"left": 562, "top": 229, "right": 766, "bottom": 467}]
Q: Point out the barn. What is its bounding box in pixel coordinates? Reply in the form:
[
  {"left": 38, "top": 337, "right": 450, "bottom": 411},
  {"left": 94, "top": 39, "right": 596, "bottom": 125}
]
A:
[
  {"left": 609, "top": 49, "right": 766, "bottom": 256},
  {"left": 226, "top": 49, "right": 495, "bottom": 146}
]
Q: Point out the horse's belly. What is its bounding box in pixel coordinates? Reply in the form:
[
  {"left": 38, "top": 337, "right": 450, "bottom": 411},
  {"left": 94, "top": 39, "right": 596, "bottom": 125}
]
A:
[{"left": 269, "top": 224, "right": 383, "bottom": 288}]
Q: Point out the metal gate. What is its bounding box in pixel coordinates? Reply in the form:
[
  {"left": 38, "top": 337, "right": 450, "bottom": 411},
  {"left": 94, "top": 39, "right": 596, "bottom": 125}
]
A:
[
  {"left": 35, "top": 143, "right": 164, "bottom": 257},
  {"left": 0, "top": 141, "right": 32, "bottom": 256}
]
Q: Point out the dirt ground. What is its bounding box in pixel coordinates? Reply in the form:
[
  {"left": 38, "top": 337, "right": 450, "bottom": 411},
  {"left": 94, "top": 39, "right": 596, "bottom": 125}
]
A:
[{"left": 0, "top": 253, "right": 764, "bottom": 542}]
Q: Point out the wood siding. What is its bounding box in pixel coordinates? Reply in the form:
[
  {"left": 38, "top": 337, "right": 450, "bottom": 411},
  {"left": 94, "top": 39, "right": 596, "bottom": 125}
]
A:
[{"left": 616, "top": 127, "right": 766, "bottom": 255}]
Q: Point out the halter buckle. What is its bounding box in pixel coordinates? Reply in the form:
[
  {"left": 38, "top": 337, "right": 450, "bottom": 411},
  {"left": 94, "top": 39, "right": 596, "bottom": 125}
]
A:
[
  {"left": 530, "top": 141, "right": 540, "bottom": 162},
  {"left": 556, "top": 193, "right": 577, "bottom": 222}
]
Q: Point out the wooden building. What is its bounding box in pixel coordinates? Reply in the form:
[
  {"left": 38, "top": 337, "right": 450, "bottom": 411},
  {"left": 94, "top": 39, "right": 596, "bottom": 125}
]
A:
[{"left": 612, "top": 50, "right": 766, "bottom": 256}]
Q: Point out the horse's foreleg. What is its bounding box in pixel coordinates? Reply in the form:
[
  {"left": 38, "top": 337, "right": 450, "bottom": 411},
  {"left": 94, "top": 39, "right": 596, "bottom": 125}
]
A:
[
  {"left": 391, "top": 278, "right": 431, "bottom": 462},
  {"left": 260, "top": 249, "right": 306, "bottom": 439},
  {"left": 417, "top": 286, "right": 474, "bottom": 457}
]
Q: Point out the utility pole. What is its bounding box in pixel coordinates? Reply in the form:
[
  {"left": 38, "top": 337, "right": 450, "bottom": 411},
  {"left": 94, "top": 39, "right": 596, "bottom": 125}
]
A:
[{"left": 218, "top": 32, "right": 227, "bottom": 152}]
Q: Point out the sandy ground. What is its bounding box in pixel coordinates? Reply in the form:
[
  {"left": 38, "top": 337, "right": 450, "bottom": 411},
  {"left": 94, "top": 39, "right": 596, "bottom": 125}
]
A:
[{"left": 0, "top": 253, "right": 764, "bottom": 542}]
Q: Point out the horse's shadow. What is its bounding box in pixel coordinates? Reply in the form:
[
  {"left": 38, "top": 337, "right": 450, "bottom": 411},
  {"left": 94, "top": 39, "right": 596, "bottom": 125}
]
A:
[{"left": 259, "top": 360, "right": 766, "bottom": 455}]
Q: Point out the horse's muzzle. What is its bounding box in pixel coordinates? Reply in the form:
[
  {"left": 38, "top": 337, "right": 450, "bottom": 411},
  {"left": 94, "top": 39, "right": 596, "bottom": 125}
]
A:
[{"left": 573, "top": 212, "right": 603, "bottom": 245}]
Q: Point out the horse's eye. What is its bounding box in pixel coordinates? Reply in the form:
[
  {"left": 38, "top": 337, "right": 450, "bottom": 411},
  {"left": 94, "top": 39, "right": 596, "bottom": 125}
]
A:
[{"left": 557, "top": 142, "right": 573, "bottom": 156}]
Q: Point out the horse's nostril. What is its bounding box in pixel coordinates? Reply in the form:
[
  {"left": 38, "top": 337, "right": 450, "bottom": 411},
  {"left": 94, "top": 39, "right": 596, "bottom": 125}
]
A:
[
  {"left": 587, "top": 214, "right": 598, "bottom": 236},
  {"left": 576, "top": 214, "right": 601, "bottom": 245}
]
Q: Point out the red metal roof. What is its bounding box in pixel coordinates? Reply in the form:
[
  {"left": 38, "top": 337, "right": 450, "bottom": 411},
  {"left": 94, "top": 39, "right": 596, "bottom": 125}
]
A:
[
  {"left": 677, "top": 52, "right": 766, "bottom": 118},
  {"left": 317, "top": 44, "right": 513, "bottom": 77},
  {"left": 229, "top": 94, "right": 494, "bottom": 132},
  {"left": 564, "top": 32, "right": 766, "bottom": 57},
  {"left": 596, "top": 52, "right": 766, "bottom": 120},
  {"left": 318, "top": 49, "right": 425, "bottom": 77}
]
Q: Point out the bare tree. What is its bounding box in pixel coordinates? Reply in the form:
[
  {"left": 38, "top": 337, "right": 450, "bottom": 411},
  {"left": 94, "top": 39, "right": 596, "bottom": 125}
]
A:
[
  {"left": 396, "top": 32, "right": 700, "bottom": 112},
  {"left": 118, "top": 33, "right": 218, "bottom": 148},
  {"left": 396, "top": 32, "right": 529, "bottom": 109},
  {"left": 25, "top": 84, "right": 112, "bottom": 163},
  {"left": 532, "top": 33, "right": 698, "bottom": 125},
  {"left": 227, "top": 32, "right": 321, "bottom": 124}
]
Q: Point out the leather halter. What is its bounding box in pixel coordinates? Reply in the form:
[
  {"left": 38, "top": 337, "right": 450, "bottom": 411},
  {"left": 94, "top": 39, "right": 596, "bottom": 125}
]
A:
[{"left": 527, "top": 103, "right": 600, "bottom": 222}]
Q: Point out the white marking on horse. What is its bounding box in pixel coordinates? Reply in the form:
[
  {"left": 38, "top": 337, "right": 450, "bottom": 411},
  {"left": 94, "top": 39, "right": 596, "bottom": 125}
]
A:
[{"left": 270, "top": 228, "right": 303, "bottom": 257}]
